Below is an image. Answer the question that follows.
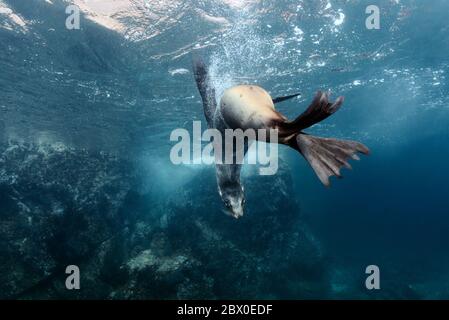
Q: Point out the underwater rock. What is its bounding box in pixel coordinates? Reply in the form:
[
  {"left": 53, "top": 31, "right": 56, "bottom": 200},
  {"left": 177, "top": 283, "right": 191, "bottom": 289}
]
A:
[
  {"left": 0, "top": 141, "right": 328, "bottom": 299},
  {"left": 153, "top": 164, "right": 329, "bottom": 299},
  {"left": 0, "top": 141, "right": 135, "bottom": 299}
]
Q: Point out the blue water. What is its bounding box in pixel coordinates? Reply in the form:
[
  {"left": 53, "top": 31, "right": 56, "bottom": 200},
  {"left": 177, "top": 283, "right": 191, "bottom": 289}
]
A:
[{"left": 0, "top": 0, "right": 448, "bottom": 299}]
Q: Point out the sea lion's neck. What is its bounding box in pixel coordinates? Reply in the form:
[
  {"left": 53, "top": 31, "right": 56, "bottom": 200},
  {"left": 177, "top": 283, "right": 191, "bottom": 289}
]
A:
[
  {"left": 213, "top": 105, "right": 243, "bottom": 187},
  {"left": 216, "top": 163, "right": 242, "bottom": 184}
]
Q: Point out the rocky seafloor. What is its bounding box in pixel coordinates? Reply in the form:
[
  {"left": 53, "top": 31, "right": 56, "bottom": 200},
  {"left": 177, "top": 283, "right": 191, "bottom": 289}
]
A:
[{"left": 0, "top": 141, "right": 329, "bottom": 299}]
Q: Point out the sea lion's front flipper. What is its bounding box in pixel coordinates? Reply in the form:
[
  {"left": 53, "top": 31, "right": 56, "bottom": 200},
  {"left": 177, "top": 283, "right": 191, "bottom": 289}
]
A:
[
  {"left": 192, "top": 56, "right": 217, "bottom": 128},
  {"left": 272, "top": 93, "right": 301, "bottom": 104}
]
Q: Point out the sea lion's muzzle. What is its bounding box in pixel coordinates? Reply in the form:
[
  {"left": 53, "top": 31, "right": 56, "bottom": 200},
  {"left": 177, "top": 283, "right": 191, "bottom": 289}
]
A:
[{"left": 220, "top": 189, "right": 245, "bottom": 219}]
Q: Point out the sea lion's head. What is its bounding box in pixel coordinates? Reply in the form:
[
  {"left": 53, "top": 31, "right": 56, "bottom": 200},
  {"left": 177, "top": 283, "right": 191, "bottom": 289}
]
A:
[{"left": 218, "top": 181, "right": 245, "bottom": 219}]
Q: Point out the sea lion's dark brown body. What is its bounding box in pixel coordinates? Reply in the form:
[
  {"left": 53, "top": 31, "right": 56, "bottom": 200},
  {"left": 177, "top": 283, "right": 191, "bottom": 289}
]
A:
[
  {"left": 220, "top": 85, "right": 282, "bottom": 131},
  {"left": 193, "top": 58, "right": 369, "bottom": 218}
]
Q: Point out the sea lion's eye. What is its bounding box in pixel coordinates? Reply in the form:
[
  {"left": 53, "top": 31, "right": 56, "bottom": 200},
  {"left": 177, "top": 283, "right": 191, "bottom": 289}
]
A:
[
  {"left": 242, "top": 198, "right": 246, "bottom": 206},
  {"left": 224, "top": 199, "right": 231, "bottom": 207}
]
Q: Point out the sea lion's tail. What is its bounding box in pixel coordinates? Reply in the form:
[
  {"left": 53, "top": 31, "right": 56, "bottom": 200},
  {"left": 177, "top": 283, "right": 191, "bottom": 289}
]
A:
[{"left": 278, "top": 91, "right": 370, "bottom": 186}]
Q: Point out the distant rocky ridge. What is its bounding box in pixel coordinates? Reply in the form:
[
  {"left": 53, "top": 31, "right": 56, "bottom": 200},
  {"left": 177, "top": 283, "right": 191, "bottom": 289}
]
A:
[{"left": 0, "top": 141, "right": 329, "bottom": 299}]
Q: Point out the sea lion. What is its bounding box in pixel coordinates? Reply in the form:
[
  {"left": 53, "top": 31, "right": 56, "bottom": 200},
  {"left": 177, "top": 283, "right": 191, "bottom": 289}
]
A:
[{"left": 193, "top": 57, "right": 369, "bottom": 218}]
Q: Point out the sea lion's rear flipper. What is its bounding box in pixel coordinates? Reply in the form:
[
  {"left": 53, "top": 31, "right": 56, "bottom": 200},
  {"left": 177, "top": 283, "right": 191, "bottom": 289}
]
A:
[
  {"left": 287, "top": 134, "right": 370, "bottom": 187},
  {"left": 272, "top": 93, "right": 301, "bottom": 104},
  {"left": 279, "top": 91, "right": 343, "bottom": 135},
  {"left": 193, "top": 56, "right": 217, "bottom": 128},
  {"left": 278, "top": 91, "right": 369, "bottom": 186}
]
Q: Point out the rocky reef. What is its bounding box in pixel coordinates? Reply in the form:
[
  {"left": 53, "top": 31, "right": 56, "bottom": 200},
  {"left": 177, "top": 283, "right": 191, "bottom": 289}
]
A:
[{"left": 0, "top": 141, "right": 329, "bottom": 299}]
